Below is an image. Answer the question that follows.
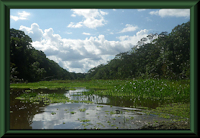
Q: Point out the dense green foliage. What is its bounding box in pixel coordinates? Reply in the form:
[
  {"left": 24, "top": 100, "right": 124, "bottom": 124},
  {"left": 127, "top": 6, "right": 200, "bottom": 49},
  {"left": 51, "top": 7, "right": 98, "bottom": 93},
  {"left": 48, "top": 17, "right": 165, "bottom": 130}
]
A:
[
  {"left": 82, "top": 79, "right": 190, "bottom": 104},
  {"left": 10, "top": 28, "right": 83, "bottom": 82},
  {"left": 10, "top": 21, "right": 190, "bottom": 82},
  {"left": 85, "top": 21, "right": 190, "bottom": 80}
]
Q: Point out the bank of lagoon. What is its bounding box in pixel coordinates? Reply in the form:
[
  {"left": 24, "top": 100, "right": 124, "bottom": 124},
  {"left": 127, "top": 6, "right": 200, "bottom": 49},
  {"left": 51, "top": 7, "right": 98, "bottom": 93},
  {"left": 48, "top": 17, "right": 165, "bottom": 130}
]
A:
[{"left": 10, "top": 79, "right": 190, "bottom": 129}]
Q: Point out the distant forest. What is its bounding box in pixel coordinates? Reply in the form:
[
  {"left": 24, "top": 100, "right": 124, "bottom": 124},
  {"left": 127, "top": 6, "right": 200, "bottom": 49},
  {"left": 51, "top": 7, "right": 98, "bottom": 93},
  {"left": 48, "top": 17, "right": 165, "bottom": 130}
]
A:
[{"left": 10, "top": 21, "right": 190, "bottom": 82}]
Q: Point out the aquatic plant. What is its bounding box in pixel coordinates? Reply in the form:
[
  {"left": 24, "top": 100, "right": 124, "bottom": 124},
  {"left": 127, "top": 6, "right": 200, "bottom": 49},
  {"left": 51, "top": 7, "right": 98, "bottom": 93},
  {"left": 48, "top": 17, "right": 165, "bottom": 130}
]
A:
[
  {"left": 97, "top": 105, "right": 103, "bottom": 108},
  {"left": 70, "top": 111, "right": 76, "bottom": 114},
  {"left": 80, "top": 119, "right": 90, "bottom": 122},
  {"left": 51, "top": 112, "right": 56, "bottom": 115},
  {"left": 79, "top": 108, "right": 86, "bottom": 112}
]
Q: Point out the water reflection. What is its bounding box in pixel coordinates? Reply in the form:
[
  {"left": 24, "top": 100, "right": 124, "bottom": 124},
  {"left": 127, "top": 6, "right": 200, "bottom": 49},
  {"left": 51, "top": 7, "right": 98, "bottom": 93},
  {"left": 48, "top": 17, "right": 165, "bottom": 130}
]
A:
[
  {"left": 10, "top": 88, "right": 173, "bottom": 129},
  {"left": 65, "top": 88, "right": 110, "bottom": 104}
]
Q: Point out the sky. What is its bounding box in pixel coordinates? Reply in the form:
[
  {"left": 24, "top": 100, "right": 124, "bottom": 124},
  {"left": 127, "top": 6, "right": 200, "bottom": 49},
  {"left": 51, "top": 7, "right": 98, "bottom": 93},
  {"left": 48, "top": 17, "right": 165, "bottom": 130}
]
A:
[{"left": 10, "top": 9, "right": 190, "bottom": 73}]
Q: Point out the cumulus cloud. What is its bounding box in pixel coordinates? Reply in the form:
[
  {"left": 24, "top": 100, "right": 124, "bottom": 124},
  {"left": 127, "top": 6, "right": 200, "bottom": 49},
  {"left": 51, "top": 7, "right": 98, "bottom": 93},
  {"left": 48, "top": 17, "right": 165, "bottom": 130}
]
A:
[
  {"left": 67, "top": 9, "right": 108, "bottom": 29},
  {"left": 22, "top": 23, "right": 150, "bottom": 73},
  {"left": 82, "top": 32, "right": 91, "bottom": 35},
  {"left": 137, "top": 9, "right": 146, "bottom": 12},
  {"left": 149, "top": 9, "right": 190, "bottom": 18},
  {"left": 119, "top": 24, "right": 138, "bottom": 33},
  {"left": 19, "top": 23, "right": 43, "bottom": 41},
  {"left": 10, "top": 11, "right": 30, "bottom": 21}
]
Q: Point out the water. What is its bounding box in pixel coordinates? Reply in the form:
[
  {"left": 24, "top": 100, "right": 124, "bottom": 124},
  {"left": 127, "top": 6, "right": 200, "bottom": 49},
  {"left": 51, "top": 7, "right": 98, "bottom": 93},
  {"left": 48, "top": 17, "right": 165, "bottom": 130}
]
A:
[{"left": 10, "top": 88, "right": 171, "bottom": 129}]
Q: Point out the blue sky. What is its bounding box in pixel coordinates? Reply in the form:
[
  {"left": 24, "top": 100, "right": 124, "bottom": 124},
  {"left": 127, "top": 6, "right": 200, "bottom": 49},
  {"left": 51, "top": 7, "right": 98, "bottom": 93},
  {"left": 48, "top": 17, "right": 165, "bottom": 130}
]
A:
[{"left": 10, "top": 9, "right": 190, "bottom": 73}]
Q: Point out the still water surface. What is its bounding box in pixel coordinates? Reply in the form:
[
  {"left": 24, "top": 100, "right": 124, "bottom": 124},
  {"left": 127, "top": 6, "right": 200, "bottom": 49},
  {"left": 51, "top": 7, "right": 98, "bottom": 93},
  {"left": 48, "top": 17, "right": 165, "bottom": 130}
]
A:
[{"left": 10, "top": 88, "right": 171, "bottom": 129}]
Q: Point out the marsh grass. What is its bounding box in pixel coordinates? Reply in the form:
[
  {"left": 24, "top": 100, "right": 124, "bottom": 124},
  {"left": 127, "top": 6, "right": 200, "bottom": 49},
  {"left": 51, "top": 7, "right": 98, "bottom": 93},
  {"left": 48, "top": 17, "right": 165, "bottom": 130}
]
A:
[
  {"left": 15, "top": 91, "right": 93, "bottom": 105},
  {"left": 10, "top": 79, "right": 124, "bottom": 90},
  {"left": 12, "top": 79, "right": 190, "bottom": 120},
  {"left": 83, "top": 79, "right": 189, "bottom": 103},
  {"left": 81, "top": 79, "right": 189, "bottom": 120}
]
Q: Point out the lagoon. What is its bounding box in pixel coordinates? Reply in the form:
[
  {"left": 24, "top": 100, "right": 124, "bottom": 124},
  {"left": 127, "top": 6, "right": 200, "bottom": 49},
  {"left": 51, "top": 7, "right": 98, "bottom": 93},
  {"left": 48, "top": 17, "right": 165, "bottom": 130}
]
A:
[{"left": 10, "top": 87, "right": 186, "bottom": 129}]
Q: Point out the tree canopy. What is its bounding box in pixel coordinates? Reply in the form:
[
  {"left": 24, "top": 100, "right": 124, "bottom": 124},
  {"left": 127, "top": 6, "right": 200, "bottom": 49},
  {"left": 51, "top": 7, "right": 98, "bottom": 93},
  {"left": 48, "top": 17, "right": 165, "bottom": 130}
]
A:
[
  {"left": 10, "top": 28, "right": 74, "bottom": 82},
  {"left": 85, "top": 21, "right": 190, "bottom": 80},
  {"left": 10, "top": 21, "right": 190, "bottom": 82}
]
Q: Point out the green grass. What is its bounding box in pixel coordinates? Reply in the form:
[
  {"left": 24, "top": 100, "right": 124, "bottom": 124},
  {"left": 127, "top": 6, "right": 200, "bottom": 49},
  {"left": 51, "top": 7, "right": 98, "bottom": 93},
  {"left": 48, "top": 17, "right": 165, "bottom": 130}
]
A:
[
  {"left": 152, "top": 102, "right": 190, "bottom": 118},
  {"left": 15, "top": 92, "right": 92, "bottom": 105},
  {"left": 11, "top": 79, "right": 190, "bottom": 119},
  {"left": 10, "top": 79, "right": 125, "bottom": 90},
  {"left": 142, "top": 102, "right": 190, "bottom": 120},
  {"left": 11, "top": 79, "right": 190, "bottom": 104},
  {"left": 82, "top": 79, "right": 190, "bottom": 103}
]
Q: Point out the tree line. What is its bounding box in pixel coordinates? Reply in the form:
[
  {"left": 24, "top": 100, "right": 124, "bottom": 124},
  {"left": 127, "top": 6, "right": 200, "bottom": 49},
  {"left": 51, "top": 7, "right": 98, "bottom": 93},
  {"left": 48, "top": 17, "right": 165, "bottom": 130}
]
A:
[
  {"left": 10, "top": 21, "right": 190, "bottom": 82},
  {"left": 85, "top": 21, "right": 190, "bottom": 80},
  {"left": 10, "top": 28, "right": 85, "bottom": 83}
]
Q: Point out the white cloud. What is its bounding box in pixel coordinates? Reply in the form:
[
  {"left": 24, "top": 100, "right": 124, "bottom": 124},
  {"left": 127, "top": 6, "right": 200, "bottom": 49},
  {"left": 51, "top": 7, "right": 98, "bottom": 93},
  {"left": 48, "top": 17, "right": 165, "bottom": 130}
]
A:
[
  {"left": 137, "top": 9, "right": 146, "bottom": 12},
  {"left": 71, "top": 14, "right": 76, "bottom": 17},
  {"left": 113, "top": 9, "right": 116, "bottom": 11},
  {"left": 67, "top": 22, "right": 83, "bottom": 28},
  {"left": 117, "top": 35, "right": 129, "bottom": 41},
  {"left": 100, "top": 10, "right": 108, "bottom": 15},
  {"left": 119, "top": 24, "right": 138, "bottom": 33},
  {"left": 19, "top": 23, "right": 43, "bottom": 41},
  {"left": 149, "top": 11, "right": 159, "bottom": 15},
  {"left": 22, "top": 23, "right": 150, "bottom": 73},
  {"left": 68, "top": 9, "right": 108, "bottom": 29},
  {"left": 149, "top": 9, "right": 190, "bottom": 18},
  {"left": 11, "top": 11, "right": 30, "bottom": 21},
  {"left": 82, "top": 32, "right": 91, "bottom": 35}
]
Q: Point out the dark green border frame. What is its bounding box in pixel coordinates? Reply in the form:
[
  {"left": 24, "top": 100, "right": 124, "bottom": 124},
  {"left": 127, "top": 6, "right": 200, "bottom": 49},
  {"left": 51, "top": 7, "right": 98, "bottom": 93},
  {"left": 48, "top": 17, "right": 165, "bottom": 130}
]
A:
[{"left": 0, "top": 0, "right": 198, "bottom": 137}]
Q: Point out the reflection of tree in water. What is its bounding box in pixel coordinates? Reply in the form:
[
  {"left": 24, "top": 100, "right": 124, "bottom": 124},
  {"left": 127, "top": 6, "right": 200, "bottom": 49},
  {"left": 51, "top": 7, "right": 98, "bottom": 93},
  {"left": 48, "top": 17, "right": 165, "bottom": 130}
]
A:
[
  {"left": 10, "top": 89, "right": 46, "bottom": 129},
  {"left": 71, "top": 94, "right": 109, "bottom": 104}
]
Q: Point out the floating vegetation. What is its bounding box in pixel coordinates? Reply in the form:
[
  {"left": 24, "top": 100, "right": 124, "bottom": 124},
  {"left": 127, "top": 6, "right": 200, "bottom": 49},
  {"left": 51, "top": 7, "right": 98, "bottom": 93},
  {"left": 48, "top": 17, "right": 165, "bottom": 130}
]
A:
[
  {"left": 82, "top": 123, "right": 93, "bottom": 127},
  {"left": 15, "top": 91, "right": 93, "bottom": 105},
  {"left": 11, "top": 79, "right": 190, "bottom": 130},
  {"left": 79, "top": 108, "right": 86, "bottom": 112},
  {"left": 96, "top": 123, "right": 105, "bottom": 127},
  {"left": 80, "top": 119, "right": 90, "bottom": 122},
  {"left": 70, "top": 111, "right": 76, "bottom": 114},
  {"left": 110, "top": 111, "right": 115, "bottom": 115},
  {"left": 97, "top": 105, "right": 104, "bottom": 108},
  {"left": 51, "top": 112, "right": 56, "bottom": 115}
]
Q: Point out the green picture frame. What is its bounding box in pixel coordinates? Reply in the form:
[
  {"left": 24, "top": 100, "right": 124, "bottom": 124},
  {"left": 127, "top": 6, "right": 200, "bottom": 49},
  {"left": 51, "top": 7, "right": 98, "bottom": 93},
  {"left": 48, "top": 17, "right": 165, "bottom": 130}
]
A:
[{"left": 0, "top": 0, "right": 198, "bottom": 137}]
